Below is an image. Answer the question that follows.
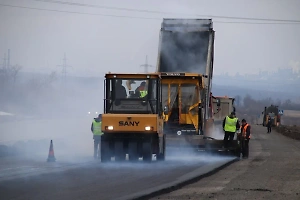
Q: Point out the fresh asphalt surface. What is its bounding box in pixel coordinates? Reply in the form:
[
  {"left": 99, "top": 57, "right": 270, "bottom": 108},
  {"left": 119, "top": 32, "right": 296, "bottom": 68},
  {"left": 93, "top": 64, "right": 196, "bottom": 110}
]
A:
[
  {"left": 0, "top": 117, "right": 236, "bottom": 200},
  {"left": 0, "top": 155, "right": 235, "bottom": 200}
]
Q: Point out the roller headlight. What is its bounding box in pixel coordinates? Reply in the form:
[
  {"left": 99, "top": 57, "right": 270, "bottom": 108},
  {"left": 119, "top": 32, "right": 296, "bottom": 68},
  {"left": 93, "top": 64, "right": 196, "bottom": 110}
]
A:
[{"left": 105, "top": 126, "right": 113, "bottom": 130}]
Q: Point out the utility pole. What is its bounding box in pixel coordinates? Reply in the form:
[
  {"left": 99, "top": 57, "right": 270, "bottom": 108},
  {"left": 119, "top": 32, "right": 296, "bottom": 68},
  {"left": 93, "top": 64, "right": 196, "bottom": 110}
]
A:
[
  {"left": 140, "top": 55, "right": 154, "bottom": 73},
  {"left": 1, "top": 53, "right": 8, "bottom": 84},
  {"left": 7, "top": 49, "right": 10, "bottom": 69},
  {"left": 2, "top": 53, "right": 7, "bottom": 69},
  {"left": 57, "top": 53, "right": 72, "bottom": 88}
]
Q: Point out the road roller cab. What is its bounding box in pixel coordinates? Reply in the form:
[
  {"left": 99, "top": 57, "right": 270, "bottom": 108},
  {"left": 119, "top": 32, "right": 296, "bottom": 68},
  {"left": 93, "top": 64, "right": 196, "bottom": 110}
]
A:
[{"left": 101, "top": 72, "right": 165, "bottom": 162}]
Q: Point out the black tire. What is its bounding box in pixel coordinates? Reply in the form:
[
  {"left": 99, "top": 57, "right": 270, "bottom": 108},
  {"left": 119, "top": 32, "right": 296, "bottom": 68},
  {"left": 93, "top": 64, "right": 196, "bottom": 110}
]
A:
[
  {"left": 100, "top": 140, "right": 111, "bottom": 162},
  {"left": 128, "top": 142, "right": 139, "bottom": 162},
  {"left": 230, "top": 149, "right": 239, "bottom": 157},
  {"left": 114, "top": 141, "right": 126, "bottom": 161},
  {"left": 142, "top": 141, "right": 152, "bottom": 162},
  {"left": 157, "top": 135, "right": 166, "bottom": 161}
]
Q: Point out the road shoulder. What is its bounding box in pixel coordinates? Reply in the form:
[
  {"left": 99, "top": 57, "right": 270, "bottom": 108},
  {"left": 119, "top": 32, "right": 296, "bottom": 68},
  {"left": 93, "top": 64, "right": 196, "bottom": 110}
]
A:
[{"left": 149, "top": 125, "right": 300, "bottom": 200}]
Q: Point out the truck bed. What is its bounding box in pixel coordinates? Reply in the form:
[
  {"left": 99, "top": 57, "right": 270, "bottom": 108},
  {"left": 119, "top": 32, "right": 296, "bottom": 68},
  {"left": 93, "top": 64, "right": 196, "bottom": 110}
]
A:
[{"left": 156, "top": 18, "right": 214, "bottom": 75}]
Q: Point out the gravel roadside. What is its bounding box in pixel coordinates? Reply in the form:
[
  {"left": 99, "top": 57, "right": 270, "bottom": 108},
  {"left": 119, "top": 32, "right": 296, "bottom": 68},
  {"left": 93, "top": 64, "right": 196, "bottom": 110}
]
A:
[
  {"left": 149, "top": 125, "right": 300, "bottom": 200},
  {"left": 275, "top": 125, "right": 300, "bottom": 140}
]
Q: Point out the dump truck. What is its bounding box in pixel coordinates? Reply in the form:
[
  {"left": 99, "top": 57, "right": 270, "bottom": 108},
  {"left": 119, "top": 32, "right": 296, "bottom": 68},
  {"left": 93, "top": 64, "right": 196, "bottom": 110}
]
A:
[
  {"left": 212, "top": 95, "right": 237, "bottom": 136},
  {"left": 100, "top": 73, "right": 166, "bottom": 162},
  {"left": 212, "top": 96, "right": 236, "bottom": 125},
  {"left": 209, "top": 95, "right": 240, "bottom": 153},
  {"left": 156, "top": 19, "right": 239, "bottom": 154}
]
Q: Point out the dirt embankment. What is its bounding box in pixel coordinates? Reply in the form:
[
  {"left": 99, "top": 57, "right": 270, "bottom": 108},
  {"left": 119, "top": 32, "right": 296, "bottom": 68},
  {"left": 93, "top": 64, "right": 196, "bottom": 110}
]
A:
[{"left": 275, "top": 125, "right": 300, "bottom": 140}]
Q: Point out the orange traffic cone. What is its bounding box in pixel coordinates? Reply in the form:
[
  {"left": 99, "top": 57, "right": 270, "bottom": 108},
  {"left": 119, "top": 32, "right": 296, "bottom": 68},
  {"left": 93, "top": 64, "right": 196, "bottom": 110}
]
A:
[{"left": 47, "top": 140, "right": 56, "bottom": 162}]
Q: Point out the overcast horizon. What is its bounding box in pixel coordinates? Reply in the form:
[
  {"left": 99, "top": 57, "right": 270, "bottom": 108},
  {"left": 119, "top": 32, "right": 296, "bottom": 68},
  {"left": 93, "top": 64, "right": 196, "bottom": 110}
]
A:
[{"left": 1, "top": 0, "right": 300, "bottom": 78}]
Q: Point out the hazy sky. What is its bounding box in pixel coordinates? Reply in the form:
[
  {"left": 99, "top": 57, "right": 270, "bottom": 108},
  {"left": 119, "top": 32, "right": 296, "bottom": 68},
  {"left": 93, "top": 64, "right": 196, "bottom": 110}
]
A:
[{"left": 0, "top": 0, "right": 300, "bottom": 77}]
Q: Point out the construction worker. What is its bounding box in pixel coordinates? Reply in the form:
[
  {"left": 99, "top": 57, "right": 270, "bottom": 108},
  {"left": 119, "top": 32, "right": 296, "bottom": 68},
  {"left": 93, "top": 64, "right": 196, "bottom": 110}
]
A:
[
  {"left": 135, "top": 81, "right": 148, "bottom": 98},
  {"left": 240, "top": 119, "right": 251, "bottom": 158},
  {"left": 91, "top": 114, "right": 103, "bottom": 159},
  {"left": 267, "top": 116, "right": 272, "bottom": 133},
  {"left": 115, "top": 79, "right": 127, "bottom": 99},
  {"left": 223, "top": 112, "right": 240, "bottom": 148}
]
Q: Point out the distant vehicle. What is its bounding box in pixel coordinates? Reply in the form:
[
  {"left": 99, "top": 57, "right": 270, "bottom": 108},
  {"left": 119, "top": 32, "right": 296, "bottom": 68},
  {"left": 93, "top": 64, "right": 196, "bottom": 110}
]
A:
[{"left": 262, "top": 105, "right": 280, "bottom": 127}]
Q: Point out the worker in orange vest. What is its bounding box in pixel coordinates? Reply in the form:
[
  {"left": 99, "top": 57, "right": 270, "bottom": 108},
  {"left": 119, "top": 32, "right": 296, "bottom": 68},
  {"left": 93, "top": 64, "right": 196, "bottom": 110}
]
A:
[{"left": 240, "top": 119, "right": 251, "bottom": 159}]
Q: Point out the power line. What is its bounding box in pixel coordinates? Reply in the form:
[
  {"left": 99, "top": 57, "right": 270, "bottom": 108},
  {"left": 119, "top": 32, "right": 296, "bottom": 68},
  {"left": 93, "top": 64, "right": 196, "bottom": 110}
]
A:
[
  {"left": 57, "top": 53, "right": 72, "bottom": 87},
  {"left": 1, "top": 50, "right": 11, "bottom": 70},
  {"left": 140, "top": 55, "right": 154, "bottom": 73},
  {"left": 0, "top": 3, "right": 161, "bottom": 20},
  {"left": 34, "top": 0, "right": 190, "bottom": 16},
  {"left": 1, "top": 3, "right": 300, "bottom": 25},
  {"left": 2, "top": 53, "right": 7, "bottom": 69},
  {"left": 212, "top": 21, "right": 300, "bottom": 25},
  {"left": 34, "top": 0, "right": 300, "bottom": 23}
]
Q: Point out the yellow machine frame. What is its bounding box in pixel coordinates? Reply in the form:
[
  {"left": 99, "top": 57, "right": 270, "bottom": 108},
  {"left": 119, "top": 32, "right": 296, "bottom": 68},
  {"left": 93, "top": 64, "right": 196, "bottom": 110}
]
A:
[
  {"left": 161, "top": 73, "right": 205, "bottom": 132},
  {"left": 265, "top": 114, "right": 278, "bottom": 127}
]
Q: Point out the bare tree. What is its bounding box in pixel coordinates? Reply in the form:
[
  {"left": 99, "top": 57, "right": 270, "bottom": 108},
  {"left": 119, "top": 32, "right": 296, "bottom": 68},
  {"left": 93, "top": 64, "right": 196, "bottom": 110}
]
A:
[
  {"left": 47, "top": 71, "right": 57, "bottom": 85},
  {"left": 10, "top": 64, "right": 22, "bottom": 84}
]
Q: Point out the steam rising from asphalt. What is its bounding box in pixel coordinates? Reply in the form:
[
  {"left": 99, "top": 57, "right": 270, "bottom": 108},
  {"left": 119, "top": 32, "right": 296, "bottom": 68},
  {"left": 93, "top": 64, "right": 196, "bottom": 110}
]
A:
[
  {"left": 158, "top": 20, "right": 210, "bottom": 74},
  {"left": 0, "top": 74, "right": 233, "bottom": 168},
  {"left": 211, "top": 126, "right": 226, "bottom": 140},
  {"left": 165, "top": 146, "right": 234, "bottom": 165},
  {"left": 0, "top": 75, "right": 103, "bottom": 163},
  {"left": 3, "top": 117, "right": 97, "bottom": 163}
]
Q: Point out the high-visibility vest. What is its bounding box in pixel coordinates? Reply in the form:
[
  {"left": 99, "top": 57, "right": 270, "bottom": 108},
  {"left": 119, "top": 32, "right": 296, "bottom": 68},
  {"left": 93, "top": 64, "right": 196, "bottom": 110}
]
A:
[
  {"left": 92, "top": 120, "right": 103, "bottom": 136},
  {"left": 242, "top": 124, "right": 250, "bottom": 138},
  {"left": 140, "top": 90, "right": 148, "bottom": 97},
  {"left": 224, "top": 116, "right": 238, "bottom": 132}
]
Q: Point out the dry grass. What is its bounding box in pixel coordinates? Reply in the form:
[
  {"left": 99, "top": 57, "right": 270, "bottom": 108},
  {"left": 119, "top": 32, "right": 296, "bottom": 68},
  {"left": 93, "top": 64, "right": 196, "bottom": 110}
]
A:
[
  {"left": 281, "top": 110, "right": 300, "bottom": 118},
  {"left": 280, "top": 117, "right": 300, "bottom": 126},
  {"left": 275, "top": 125, "right": 300, "bottom": 140}
]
